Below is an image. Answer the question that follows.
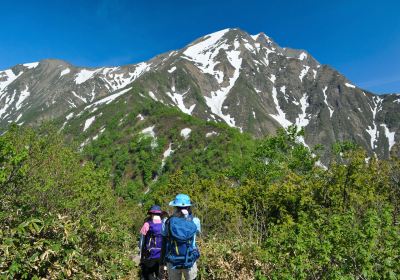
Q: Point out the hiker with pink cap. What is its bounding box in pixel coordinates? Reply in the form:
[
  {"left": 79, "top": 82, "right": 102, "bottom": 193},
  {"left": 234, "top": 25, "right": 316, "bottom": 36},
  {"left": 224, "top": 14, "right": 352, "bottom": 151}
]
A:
[{"left": 139, "top": 205, "right": 166, "bottom": 280}]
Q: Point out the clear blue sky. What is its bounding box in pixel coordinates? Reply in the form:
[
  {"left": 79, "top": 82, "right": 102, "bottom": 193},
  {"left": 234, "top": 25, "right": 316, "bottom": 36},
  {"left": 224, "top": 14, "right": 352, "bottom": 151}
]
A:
[{"left": 1, "top": 0, "right": 399, "bottom": 94}]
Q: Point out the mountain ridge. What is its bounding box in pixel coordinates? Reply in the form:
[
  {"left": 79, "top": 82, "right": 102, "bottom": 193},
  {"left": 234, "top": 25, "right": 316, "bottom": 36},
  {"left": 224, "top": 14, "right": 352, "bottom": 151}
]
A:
[{"left": 0, "top": 28, "right": 399, "bottom": 161}]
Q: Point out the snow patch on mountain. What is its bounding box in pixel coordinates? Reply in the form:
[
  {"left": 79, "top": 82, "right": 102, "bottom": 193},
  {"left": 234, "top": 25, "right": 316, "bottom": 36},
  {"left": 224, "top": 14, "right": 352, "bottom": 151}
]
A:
[
  {"left": 140, "top": 125, "right": 158, "bottom": 148},
  {"left": 23, "top": 62, "right": 39, "bottom": 69},
  {"left": 269, "top": 87, "right": 292, "bottom": 128},
  {"left": 261, "top": 48, "right": 276, "bottom": 66},
  {"left": 299, "top": 66, "right": 310, "bottom": 82},
  {"left": 105, "top": 72, "right": 137, "bottom": 91},
  {"left": 148, "top": 91, "right": 158, "bottom": 101},
  {"left": 345, "top": 83, "right": 356, "bottom": 88},
  {"left": 15, "top": 113, "right": 23, "bottom": 123},
  {"left": 161, "top": 143, "right": 174, "bottom": 168},
  {"left": 243, "top": 40, "right": 256, "bottom": 54},
  {"left": 74, "top": 63, "right": 149, "bottom": 90},
  {"left": 166, "top": 88, "right": 196, "bottom": 115},
  {"left": 295, "top": 94, "right": 310, "bottom": 127},
  {"left": 0, "top": 69, "right": 23, "bottom": 93},
  {"left": 15, "top": 86, "right": 30, "bottom": 110},
  {"left": 66, "top": 99, "right": 76, "bottom": 109},
  {"left": 204, "top": 42, "right": 242, "bottom": 127},
  {"left": 90, "top": 86, "right": 96, "bottom": 102},
  {"left": 366, "top": 97, "right": 383, "bottom": 149},
  {"left": 60, "top": 68, "right": 71, "bottom": 77},
  {"left": 142, "top": 125, "right": 156, "bottom": 138},
  {"left": 168, "top": 66, "right": 177, "bottom": 73},
  {"left": 180, "top": 128, "right": 192, "bottom": 139},
  {"left": 66, "top": 112, "right": 74, "bottom": 120},
  {"left": 182, "top": 28, "right": 230, "bottom": 84},
  {"left": 85, "top": 87, "right": 132, "bottom": 110},
  {"left": 131, "top": 62, "right": 151, "bottom": 80},
  {"left": 380, "top": 124, "right": 396, "bottom": 151},
  {"left": 72, "top": 91, "right": 87, "bottom": 103},
  {"left": 254, "top": 87, "right": 262, "bottom": 94},
  {"left": 250, "top": 34, "right": 259, "bottom": 41},
  {"left": 75, "top": 69, "right": 100, "bottom": 85},
  {"left": 100, "top": 67, "right": 140, "bottom": 92},
  {"left": 92, "top": 126, "right": 106, "bottom": 141},
  {"left": 0, "top": 90, "right": 17, "bottom": 118},
  {"left": 269, "top": 74, "right": 276, "bottom": 84},
  {"left": 312, "top": 69, "right": 317, "bottom": 79},
  {"left": 137, "top": 114, "right": 145, "bottom": 121},
  {"left": 206, "top": 131, "right": 218, "bottom": 137},
  {"left": 298, "top": 52, "right": 307, "bottom": 60},
  {"left": 83, "top": 116, "right": 96, "bottom": 131},
  {"left": 322, "top": 86, "right": 334, "bottom": 117},
  {"left": 279, "top": 86, "right": 290, "bottom": 102}
]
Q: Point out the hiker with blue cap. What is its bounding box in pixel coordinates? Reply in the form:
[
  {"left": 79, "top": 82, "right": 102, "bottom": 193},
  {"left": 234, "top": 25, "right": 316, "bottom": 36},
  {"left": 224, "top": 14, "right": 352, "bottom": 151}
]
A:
[
  {"left": 139, "top": 205, "right": 166, "bottom": 280},
  {"left": 161, "top": 194, "right": 201, "bottom": 280}
]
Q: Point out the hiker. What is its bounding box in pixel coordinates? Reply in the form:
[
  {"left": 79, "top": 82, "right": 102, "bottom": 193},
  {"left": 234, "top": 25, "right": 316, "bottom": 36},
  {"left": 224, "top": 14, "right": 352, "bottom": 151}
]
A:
[
  {"left": 139, "top": 205, "right": 164, "bottom": 280},
  {"left": 161, "top": 194, "right": 201, "bottom": 280}
]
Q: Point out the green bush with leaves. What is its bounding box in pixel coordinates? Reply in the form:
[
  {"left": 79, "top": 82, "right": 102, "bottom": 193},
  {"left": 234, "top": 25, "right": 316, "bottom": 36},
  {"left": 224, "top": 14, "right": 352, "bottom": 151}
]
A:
[
  {"left": 145, "top": 127, "right": 400, "bottom": 279},
  {"left": 1, "top": 120, "right": 399, "bottom": 279},
  {"left": 0, "top": 125, "right": 136, "bottom": 279}
]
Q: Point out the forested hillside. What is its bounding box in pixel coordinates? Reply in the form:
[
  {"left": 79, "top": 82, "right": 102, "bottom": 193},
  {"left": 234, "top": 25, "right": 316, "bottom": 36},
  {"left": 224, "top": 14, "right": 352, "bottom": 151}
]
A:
[{"left": 1, "top": 122, "right": 399, "bottom": 279}]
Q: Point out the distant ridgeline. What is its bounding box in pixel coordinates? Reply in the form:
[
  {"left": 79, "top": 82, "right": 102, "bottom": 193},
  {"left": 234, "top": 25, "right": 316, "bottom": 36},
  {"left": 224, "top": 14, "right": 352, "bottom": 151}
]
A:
[{"left": 0, "top": 28, "right": 399, "bottom": 164}]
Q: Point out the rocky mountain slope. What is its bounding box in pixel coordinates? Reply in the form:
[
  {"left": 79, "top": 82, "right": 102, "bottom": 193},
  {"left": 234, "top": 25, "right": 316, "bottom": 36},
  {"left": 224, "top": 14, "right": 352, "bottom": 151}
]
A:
[{"left": 1, "top": 28, "right": 399, "bottom": 160}]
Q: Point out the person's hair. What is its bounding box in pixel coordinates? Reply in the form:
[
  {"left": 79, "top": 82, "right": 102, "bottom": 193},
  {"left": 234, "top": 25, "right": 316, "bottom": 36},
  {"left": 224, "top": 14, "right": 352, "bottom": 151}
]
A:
[
  {"left": 161, "top": 211, "right": 169, "bottom": 220},
  {"left": 173, "top": 206, "right": 192, "bottom": 218}
]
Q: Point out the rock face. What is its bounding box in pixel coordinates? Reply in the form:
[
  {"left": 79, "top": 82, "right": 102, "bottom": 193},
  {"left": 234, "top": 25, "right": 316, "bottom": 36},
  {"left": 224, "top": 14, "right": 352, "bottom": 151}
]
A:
[{"left": 1, "top": 28, "right": 399, "bottom": 160}]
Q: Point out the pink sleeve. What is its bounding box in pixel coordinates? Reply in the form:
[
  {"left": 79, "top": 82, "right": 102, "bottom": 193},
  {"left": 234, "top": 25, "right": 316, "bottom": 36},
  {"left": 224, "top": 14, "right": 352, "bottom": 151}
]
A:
[{"left": 140, "top": 222, "right": 150, "bottom": 235}]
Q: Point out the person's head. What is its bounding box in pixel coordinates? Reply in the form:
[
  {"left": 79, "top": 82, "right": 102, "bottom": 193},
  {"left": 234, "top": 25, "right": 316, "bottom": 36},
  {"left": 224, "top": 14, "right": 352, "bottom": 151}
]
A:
[
  {"left": 169, "top": 194, "right": 192, "bottom": 207},
  {"left": 147, "top": 205, "right": 162, "bottom": 217},
  {"left": 169, "top": 194, "right": 193, "bottom": 216}
]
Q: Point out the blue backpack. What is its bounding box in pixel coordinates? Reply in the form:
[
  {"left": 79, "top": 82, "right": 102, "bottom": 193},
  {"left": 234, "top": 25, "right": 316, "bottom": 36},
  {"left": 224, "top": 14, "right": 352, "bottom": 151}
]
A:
[{"left": 165, "top": 216, "right": 200, "bottom": 269}]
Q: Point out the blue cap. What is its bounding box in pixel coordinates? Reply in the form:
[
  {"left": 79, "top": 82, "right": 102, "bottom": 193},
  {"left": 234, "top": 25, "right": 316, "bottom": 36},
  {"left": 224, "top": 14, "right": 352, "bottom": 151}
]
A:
[
  {"left": 148, "top": 205, "right": 162, "bottom": 214},
  {"left": 169, "top": 194, "right": 192, "bottom": 207}
]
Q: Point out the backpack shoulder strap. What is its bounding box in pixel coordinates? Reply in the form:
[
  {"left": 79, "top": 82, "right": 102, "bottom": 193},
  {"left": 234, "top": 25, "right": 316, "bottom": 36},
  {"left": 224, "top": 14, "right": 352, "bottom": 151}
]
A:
[{"left": 165, "top": 217, "right": 172, "bottom": 238}]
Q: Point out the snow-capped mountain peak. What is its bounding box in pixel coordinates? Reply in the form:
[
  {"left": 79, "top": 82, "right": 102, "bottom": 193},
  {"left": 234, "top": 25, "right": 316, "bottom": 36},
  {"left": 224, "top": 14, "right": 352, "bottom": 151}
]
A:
[{"left": 0, "top": 28, "right": 398, "bottom": 161}]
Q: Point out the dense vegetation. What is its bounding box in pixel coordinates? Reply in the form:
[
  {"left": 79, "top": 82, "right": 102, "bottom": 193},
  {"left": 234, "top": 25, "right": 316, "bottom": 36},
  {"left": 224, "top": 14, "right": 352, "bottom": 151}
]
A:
[
  {"left": 149, "top": 128, "right": 400, "bottom": 279},
  {"left": 0, "top": 125, "right": 139, "bottom": 279},
  {"left": 1, "top": 122, "right": 399, "bottom": 279}
]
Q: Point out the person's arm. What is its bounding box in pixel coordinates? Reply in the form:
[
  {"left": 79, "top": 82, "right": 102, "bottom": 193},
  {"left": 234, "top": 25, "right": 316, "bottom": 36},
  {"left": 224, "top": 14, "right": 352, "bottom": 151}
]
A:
[
  {"left": 139, "top": 234, "right": 145, "bottom": 261},
  {"left": 139, "top": 222, "right": 149, "bottom": 262},
  {"left": 193, "top": 217, "right": 201, "bottom": 234}
]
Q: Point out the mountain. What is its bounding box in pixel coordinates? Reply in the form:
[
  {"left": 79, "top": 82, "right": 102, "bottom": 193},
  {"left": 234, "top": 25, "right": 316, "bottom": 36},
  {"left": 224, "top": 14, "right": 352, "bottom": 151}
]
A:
[{"left": 1, "top": 28, "right": 399, "bottom": 161}]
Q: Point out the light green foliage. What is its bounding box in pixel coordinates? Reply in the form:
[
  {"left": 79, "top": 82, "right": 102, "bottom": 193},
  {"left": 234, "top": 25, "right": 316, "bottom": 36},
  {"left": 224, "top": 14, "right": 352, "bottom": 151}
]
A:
[
  {"left": 143, "top": 126, "right": 399, "bottom": 279},
  {"left": 1, "top": 118, "right": 399, "bottom": 279},
  {"left": 264, "top": 208, "right": 400, "bottom": 279},
  {"left": 0, "top": 125, "right": 136, "bottom": 279}
]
